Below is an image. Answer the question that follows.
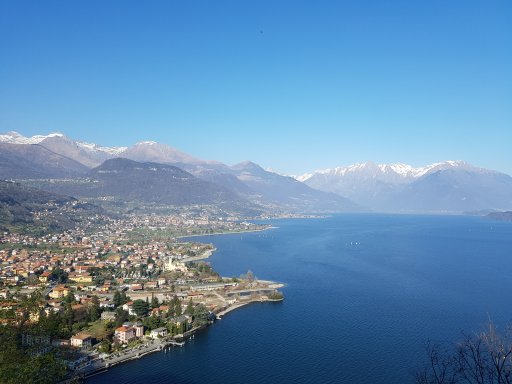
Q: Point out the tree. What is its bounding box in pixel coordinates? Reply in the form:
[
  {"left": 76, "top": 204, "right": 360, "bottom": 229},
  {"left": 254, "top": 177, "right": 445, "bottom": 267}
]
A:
[
  {"left": 151, "top": 293, "right": 159, "bottom": 309},
  {"left": 87, "top": 296, "right": 101, "bottom": 322},
  {"left": 115, "top": 308, "right": 129, "bottom": 327},
  {"left": 118, "top": 290, "right": 129, "bottom": 306},
  {"left": 174, "top": 296, "right": 182, "bottom": 316},
  {"left": 132, "top": 299, "right": 149, "bottom": 317},
  {"left": 167, "top": 295, "right": 181, "bottom": 318},
  {"left": 0, "top": 325, "right": 67, "bottom": 384},
  {"left": 192, "top": 304, "right": 209, "bottom": 327},
  {"left": 113, "top": 290, "right": 122, "bottom": 307},
  {"left": 143, "top": 315, "right": 162, "bottom": 331},
  {"left": 185, "top": 298, "right": 194, "bottom": 315},
  {"left": 49, "top": 267, "right": 68, "bottom": 283},
  {"left": 416, "top": 321, "right": 512, "bottom": 384},
  {"left": 62, "top": 302, "right": 74, "bottom": 328},
  {"left": 64, "top": 291, "right": 75, "bottom": 304},
  {"left": 97, "top": 340, "right": 111, "bottom": 354}
]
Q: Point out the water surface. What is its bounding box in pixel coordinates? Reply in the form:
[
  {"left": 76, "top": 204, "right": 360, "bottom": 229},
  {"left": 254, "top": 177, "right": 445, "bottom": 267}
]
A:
[{"left": 88, "top": 214, "right": 512, "bottom": 383}]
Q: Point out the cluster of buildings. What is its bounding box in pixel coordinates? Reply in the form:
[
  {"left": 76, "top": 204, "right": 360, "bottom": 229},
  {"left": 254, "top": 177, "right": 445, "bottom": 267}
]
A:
[
  {"left": 0, "top": 210, "right": 280, "bottom": 379},
  {"left": 0, "top": 212, "right": 266, "bottom": 290}
]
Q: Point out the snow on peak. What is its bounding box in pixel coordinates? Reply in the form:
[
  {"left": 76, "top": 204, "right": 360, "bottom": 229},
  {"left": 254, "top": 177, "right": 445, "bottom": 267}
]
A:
[
  {"left": 297, "top": 160, "right": 477, "bottom": 182},
  {"left": 135, "top": 141, "right": 158, "bottom": 146},
  {"left": 76, "top": 141, "right": 127, "bottom": 155},
  {"left": 0, "top": 131, "right": 64, "bottom": 144}
]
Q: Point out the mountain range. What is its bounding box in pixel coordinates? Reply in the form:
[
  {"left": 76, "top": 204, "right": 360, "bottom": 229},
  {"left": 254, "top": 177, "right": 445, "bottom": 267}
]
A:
[
  {"left": 1, "top": 131, "right": 511, "bottom": 214},
  {"left": 298, "top": 161, "right": 512, "bottom": 213},
  {"left": 0, "top": 132, "right": 357, "bottom": 214}
]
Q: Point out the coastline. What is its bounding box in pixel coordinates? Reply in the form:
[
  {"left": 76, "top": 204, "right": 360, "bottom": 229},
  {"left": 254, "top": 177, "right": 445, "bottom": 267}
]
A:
[
  {"left": 215, "top": 294, "right": 284, "bottom": 319},
  {"left": 81, "top": 225, "right": 284, "bottom": 382},
  {"left": 81, "top": 290, "right": 284, "bottom": 381},
  {"left": 176, "top": 225, "right": 278, "bottom": 241}
]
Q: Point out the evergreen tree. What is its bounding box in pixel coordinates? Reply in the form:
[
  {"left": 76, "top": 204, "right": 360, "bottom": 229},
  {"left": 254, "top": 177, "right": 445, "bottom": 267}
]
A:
[
  {"left": 88, "top": 296, "right": 101, "bottom": 322},
  {"left": 185, "top": 298, "right": 194, "bottom": 315},
  {"left": 115, "top": 308, "right": 129, "bottom": 327},
  {"left": 132, "top": 299, "right": 150, "bottom": 317},
  {"left": 151, "top": 293, "right": 159, "bottom": 309},
  {"left": 120, "top": 290, "right": 129, "bottom": 305},
  {"left": 175, "top": 297, "right": 182, "bottom": 316},
  {"left": 113, "top": 290, "right": 122, "bottom": 307},
  {"left": 64, "top": 291, "right": 75, "bottom": 304}
]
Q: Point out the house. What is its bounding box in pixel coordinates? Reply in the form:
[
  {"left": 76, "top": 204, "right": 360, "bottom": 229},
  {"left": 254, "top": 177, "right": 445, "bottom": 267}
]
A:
[
  {"left": 114, "top": 326, "right": 136, "bottom": 344},
  {"left": 122, "top": 301, "right": 136, "bottom": 316},
  {"left": 165, "top": 257, "right": 187, "bottom": 272},
  {"left": 100, "top": 282, "right": 111, "bottom": 292},
  {"left": 173, "top": 315, "right": 192, "bottom": 328},
  {"left": 99, "top": 300, "right": 115, "bottom": 310},
  {"left": 49, "top": 285, "right": 70, "bottom": 299},
  {"left": 22, "top": 334, "right": 50, "bottom": 347},
  {"left": 133, "top": 323, "right": 144, "bottom": 337},
  {"left": 68, "top": 272, "right": 93, "bottom": 284},
  {"left": 38, "top": 271, "right": 51, "bottom": 283},
  {"left": 150, "top": 327, "right": 167, "bottom": 339},
  {"left": 145, "top": 281, "right": 158, "bottom": 290},
  {"left": 151, "top": 305, "right": 170, "bottom": 317},
  {"left": 131, "top": 283, "right": 143, "bottom": 291},
  {"left": 75, "top": 265, "right": 91, "bottom": 274},
  {"left": 70, "top": 333, "right": 93, "bottom": 349}
]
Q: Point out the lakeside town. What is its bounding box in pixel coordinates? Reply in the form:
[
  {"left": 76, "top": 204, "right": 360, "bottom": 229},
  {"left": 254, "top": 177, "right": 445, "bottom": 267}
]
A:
[{"left": 0, "top": 211, "right": 284, "bottom": 383}]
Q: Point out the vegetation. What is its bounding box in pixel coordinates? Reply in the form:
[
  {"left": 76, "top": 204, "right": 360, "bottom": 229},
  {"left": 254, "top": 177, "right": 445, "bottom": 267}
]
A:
[
  {"left": 0, "top": 180, "right": 106, "bottom": 235},
  {"left": 0, "top": 327, "right": 67, "bottom": 384},
  {"left": 268, "top": 291, "right": 284, "bottom": 301},
  {"left": 416, "top": 321, "right": 512, "bottom": 384},
  {"left": 131, "top": 299, "right": 150, "bottom": 317},
  {"left": 167, "top": 295, "right": 182, "bottom": 317}
]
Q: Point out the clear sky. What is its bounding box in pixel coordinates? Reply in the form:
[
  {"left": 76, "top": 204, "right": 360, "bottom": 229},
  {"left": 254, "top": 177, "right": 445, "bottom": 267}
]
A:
[{"left": 1, "top": 1, "right": 511, "bottom": 175}]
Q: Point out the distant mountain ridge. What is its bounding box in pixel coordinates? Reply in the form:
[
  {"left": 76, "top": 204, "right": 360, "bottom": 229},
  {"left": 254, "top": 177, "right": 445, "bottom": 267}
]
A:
[
  {"left": 297, "top": 160, "right": 482, "bottom": 182},
  {"left": 298, "top": 161, "right": 512, "bottom": 213},
  {"left": 38, "top": 158, "right": 249, "bottom": 208},
  {"left": 2, "top": 131, "right": 511, "bottom": 214},
  {"left": 1, "top": 131, "right": 359, "bottom": 214}
]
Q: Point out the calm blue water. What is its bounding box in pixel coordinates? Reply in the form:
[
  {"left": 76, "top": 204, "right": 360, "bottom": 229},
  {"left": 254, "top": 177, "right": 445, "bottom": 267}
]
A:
[{"left": 88, "top": 214, "right": 512, "bottom": 384}]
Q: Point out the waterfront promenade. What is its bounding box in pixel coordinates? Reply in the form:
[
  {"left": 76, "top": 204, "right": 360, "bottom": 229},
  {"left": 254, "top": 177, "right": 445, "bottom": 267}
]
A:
[{"left": 80, "top": 338, "right": 185, "bottom": 378}]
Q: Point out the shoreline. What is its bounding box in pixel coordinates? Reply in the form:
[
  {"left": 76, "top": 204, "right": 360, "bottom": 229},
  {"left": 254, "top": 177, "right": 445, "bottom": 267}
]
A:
[
  {"left": 82, "top": 293, "right": 284, "bottom": 381},
  {"left": 82, "top": 225, "right": 284, "bottom": 382},
  {"left": 176, "top": 225, "right": 278, "bottom": 241},
  {"left": 177, "top": 226, "right": 278, "bottom": 263},
  {"left": 215, "top": 295, "right": 284, "bottom": 319}
]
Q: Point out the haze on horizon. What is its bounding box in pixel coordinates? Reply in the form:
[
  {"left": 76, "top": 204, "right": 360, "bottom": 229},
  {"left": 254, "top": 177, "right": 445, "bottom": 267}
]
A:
[{"left": 0, "top": 1, "right": 511, "bottom": 176}]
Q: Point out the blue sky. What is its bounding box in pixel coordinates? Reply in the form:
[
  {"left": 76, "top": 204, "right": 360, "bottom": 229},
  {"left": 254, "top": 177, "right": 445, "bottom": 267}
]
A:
[{"left": 1, "top": 1, "right": 511, "bottom": 175}]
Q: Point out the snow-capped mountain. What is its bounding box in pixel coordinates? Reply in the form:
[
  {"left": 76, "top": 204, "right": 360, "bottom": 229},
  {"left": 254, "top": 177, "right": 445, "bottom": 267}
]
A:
[
  {"left": 298, "top": 160, "right": 480, "bottom": 183},
  {"left": 76, "top": 141, "right": 127, "bottom": 156},
  {"left": 2, "top": 130, "right": 511, "bottom": 213},
  {"left": 0, "top": 131, "right": 66, "bottom": 145},
  {"left": 0, "top": 131, "right": 360, "bottom": 213},
  {"left": 298, "top": 161, "right": 512, "bottom": 212},
  {"left": 0, "top": 131, "right": 204, "bottom": 168},
  {"left": 0, "top": 131, "right": 127, "bottom": 168}
]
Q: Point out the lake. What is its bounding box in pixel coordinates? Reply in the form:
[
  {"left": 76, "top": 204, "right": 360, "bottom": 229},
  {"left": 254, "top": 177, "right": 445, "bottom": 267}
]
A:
[{"left": 88, "top": 214, "right": 512, "bottom": 383}]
